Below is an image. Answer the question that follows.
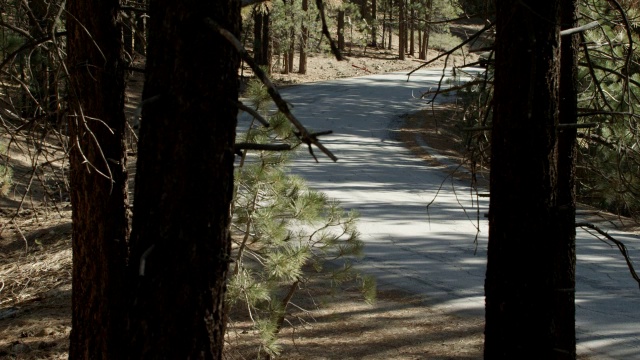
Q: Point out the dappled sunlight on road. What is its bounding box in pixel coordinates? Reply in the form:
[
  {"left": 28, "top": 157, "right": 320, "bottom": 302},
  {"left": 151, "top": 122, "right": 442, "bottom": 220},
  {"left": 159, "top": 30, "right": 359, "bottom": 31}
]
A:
[{"left": 238, "top": 68, "right": 640, "bottom": 359}]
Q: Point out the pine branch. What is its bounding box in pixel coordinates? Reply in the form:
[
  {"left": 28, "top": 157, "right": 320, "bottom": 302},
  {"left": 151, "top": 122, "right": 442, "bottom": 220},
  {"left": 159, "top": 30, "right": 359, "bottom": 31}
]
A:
[
  {"left": 576, "top": 222, "right": 640, "bottom": 289},
  {"left": 205, "top": 18, "right": 338, "bottom": 162},
  {"left": 234, "top": 143, "right": 292, "bottom": 152},
  {"left": 235, "top": 101, "right": 270, "bottom": 127}
]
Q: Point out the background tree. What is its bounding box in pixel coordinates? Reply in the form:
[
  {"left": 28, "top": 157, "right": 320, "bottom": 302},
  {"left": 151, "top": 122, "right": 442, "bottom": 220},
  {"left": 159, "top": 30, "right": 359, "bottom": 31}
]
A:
[
  {"left": 125, "top": 0, "right": 240, "bottom": 357},
  {"left": 484, "top": 0, "right": 573, "bottom": 358},
  {"left": 66, "top": 0, "right": 130, "bottom": 358}
]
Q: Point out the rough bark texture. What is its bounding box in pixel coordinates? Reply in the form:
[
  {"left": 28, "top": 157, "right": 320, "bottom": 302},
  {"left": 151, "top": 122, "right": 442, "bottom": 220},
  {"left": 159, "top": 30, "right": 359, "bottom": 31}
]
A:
[
  {"left": 553, "top": 0, "right": 579, "bottom": 357},
  {"left": 126, "top": 0, "right": 240, "bottom": 358},
  {"left": 66, "top": 0, "right": 130, "bottom": 358},
  {"left": 299, "top": 0, "right": 309, "bottom": 74},
  {"left": 485, "top": 1, "right": 564, "bottom": 358}
]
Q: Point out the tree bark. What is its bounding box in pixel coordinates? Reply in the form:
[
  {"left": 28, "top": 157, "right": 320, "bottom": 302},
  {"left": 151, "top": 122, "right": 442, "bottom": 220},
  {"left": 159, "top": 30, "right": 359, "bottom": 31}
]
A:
[
  {"left": 371, "top": 0, "right": 377, "bottom": 46},
  {"left": 398, "top": 0, "right": 405, "bottom": 60},
  {"left": 409, "top": 0, "right": 414, "bottom": 56},
  {"left": 299, "top": 0, "right": 309, "bottom": 74},
  {"left": 338, "top": 10, "right": 345, "bottom": 51},
  {"left": 553, "top": 0, "right": 579, "bottom": 357},
  {"left": 126, "top": 0, "right": 240, "bottom": 358},
  {"left": 66, "top": 0, "right": 130, "bottom": 358},
  {"left": 485, "top": 0, "right": 565, "bottom": 358},
  {"left": 253, "top": 9, "right": 264, "bottom": 64}
]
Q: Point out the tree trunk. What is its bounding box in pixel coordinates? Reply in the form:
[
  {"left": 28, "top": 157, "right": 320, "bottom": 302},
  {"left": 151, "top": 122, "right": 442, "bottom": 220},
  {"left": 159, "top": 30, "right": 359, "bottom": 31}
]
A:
[
  {"left": 371, "top": 0, "right": 377, "bottom": 46},
  {"left": 126, "top": 0, "right": 240, "bottom": 357},
  {"left": 409, "top": 0, "right": 414, "bottom": 56},
  {"left": 553, "top": 0, "right": 579, "bottom": 357},
  {"left": 253, "top": 9, "right": 264, "bottom": 64},
  {"left": 338, "top": 10, "right": 345, "bottom": 51},
  {"left": 381, "top": 8, "right": 386, "bottom": 48},
  {"left": 66, "top": 0, "right": 130, "bottom": 358},
  {"left": 299, "top": 0, "right": 308, "bottom": 74},
  {"left": 485, "top": 0, "right": 565, "bottom": 358},
  {"left": 387, "top": 0, "right": 392, "bottom": 50},
  {"left": 398, "top": 0, "right": 405, "bottom": 60}
]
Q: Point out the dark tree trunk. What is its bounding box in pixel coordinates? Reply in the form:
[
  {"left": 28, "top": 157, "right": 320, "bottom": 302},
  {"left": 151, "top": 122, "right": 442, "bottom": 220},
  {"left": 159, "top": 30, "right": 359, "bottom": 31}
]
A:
[
  {"left": 403, "top": 0, "right": 408, "bottom": 54},
  {"left": 381, "top": 8, "right": 386, "bottom": 48},
  {"left": 253, "top": 9, "right": 264, "bottom": 64},
  {"left": 409, "top": 0, "right": 414, "bottom": 56},
  {"left": 338, "top": 10, "right": 345, "bottom": 51},
  {"left": 387, "top": 0, "right": 392, "bottom": 50},
  {"left": 485, "top": 0, "right": 565, "bottom": 358},
  {"left": 360, "top": 0, "right": 369, "bottom": 21},
  {"left": 553, "top": 0, "right": 579, "bottom": 357},
  {"left": 398, "top": 0, "right": 405, "bottom": 59},
  {"left": 125, "top": 0, "right": 240, "bottom": 358},
  {"left": 299, "top": 0, "right": 309, "bottom": 74},
  {"left": 66, "top": 0, "right": 130, "bottom": 358},
  {"left": 419, "top": 0, "right": 432, "bottom": 60},
  {"left": 371, "top": 0, "right": 377, "bottom": 46},
  {"left": 263, "top": 12, "right": 272, "bottom": 71}
]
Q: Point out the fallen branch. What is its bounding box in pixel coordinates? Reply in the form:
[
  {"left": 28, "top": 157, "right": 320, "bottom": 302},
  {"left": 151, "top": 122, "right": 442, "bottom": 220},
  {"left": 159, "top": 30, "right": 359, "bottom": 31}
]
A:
[
  {"left": 352, "top": 64, "right": 372, "bottom": 73},
  {"left": 205, "top": 18, "right": 337, "bottom": 162}
]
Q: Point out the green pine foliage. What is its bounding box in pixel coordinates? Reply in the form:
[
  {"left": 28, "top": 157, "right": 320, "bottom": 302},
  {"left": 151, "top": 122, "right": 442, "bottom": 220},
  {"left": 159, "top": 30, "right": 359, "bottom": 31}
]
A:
[
  {"left": 575, "top": 0, "right": 640, "bottom": 218},
  {"left": 228, "top": 80, "right": 374, "bottom": 357}
]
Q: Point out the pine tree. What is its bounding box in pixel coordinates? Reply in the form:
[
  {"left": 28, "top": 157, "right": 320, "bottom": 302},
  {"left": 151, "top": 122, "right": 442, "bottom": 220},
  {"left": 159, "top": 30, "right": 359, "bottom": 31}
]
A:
[{"left": 228, "top": 80, "right": 374, "bottom": 356}]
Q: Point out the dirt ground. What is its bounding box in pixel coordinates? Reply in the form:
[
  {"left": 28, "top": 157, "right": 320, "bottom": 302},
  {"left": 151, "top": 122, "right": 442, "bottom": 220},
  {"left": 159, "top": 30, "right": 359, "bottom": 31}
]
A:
[{"left": 0, "top": 21, "right": 500, "bottom": 359}]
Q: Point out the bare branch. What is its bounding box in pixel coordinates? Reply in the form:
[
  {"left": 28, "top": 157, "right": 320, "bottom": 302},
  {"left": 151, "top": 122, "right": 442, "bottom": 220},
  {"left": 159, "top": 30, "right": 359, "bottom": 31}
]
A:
[
  {"left": 407, "top": 21, "right": 495, "bottom": 79},
  {"left": 205, "top": 18, "right": 338, "bottom": 162},
  {"left": 314, "top": 0, "right": 345, "bottom": 61},
  {"left": 235, "top": 101, "right": 270, "bottom": 127},
  {"left": 560, "top": 20, "right": 599, "bottom": 36},
  {"left": 576, "top": 222, "right": 640, "bottom": 288},
  {"left": 234, "top": 143, "right": 292, "bottom": 152}
]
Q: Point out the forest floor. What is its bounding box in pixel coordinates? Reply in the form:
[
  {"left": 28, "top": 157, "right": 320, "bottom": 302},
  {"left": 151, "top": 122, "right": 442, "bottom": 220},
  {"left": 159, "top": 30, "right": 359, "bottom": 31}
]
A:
[{"left": 0, "top": 18, "right": 577, "bottom": 360}]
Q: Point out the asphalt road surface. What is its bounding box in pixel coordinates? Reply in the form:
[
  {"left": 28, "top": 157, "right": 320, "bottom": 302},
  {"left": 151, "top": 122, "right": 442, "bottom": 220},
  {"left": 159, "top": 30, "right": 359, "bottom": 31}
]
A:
[{"left": 244, "top": 68, "right": 640, "bottom": 359}]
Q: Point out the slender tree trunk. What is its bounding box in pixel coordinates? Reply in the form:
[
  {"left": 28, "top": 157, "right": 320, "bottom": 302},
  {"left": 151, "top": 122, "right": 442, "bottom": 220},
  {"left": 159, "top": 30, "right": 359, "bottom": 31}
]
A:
[
  {"left": 409, "top": 0, "right": 414, "bottom": 56},
  {"left": 253, "top": 9, "right": 264, "bottom": 65},
  {"left": 381, "top": 8, "right": 386, "bottom": 48},
  {"left": 419, "top": 0, "right": 432, "bottom": 60},
  {"left": 485, "top": 0, "right": 563, "bottom": 358},
  {"left": 263, "top": 12, "right": 272, "bottom": 72},
  {"left": 126, "top": 0, "right": 240, "bottom": 357},
  {"left": 371, "top": 0, "right": 377, "bottom": 46},
  {"left": 288, "top": 36, "right": 294, "bottom": 73},
  {"left": 403, "top": 0, "right": 408, "bottom": 54},
  {"left": 66, "top": 0, "right": 130, "bottom": 358},
  {"left": 338, "top": 10, "right": 345, "bottom": 51},
  {"left": 553, "top": 0, "right": 579, "bottom": 357},
  {"left": 398, "top": 0, "right": 405, "bottom": 59},
  {"left": 387, "top": 0, "right": 392, "bottom": 50},
  {"left": 299, "top": 0, "right": 308, "bottom": 74}
]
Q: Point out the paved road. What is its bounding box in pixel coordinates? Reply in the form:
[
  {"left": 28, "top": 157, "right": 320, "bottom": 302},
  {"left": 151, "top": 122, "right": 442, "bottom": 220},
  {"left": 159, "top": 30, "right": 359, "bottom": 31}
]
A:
[{"left": 249, "top": 69, "right": 640, "bottom": 359}]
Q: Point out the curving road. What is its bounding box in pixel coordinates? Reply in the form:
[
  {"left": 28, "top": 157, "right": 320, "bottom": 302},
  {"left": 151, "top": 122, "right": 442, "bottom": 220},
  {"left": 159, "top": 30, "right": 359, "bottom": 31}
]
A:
[{"left": 248, "top": 69, "right": 640, "bottom": 359}]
